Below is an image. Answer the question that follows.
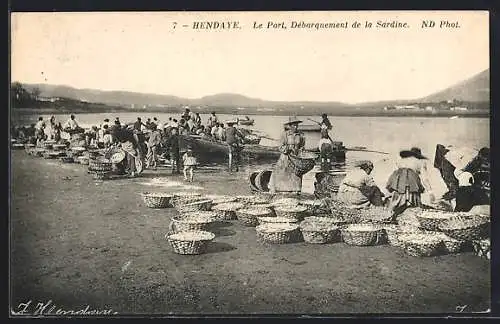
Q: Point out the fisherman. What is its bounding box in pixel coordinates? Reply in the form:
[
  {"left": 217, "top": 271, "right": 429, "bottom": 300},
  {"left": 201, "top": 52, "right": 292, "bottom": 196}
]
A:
[
  {"left": 145, "top": 123, "right": 162, "bottom": 170},
  {"left": 134, "top": 117, "right": 145, "bottom": 131},
  {"left": 182, "top": 108, "right": 191, "bottom": 121},
  {"left": 318, "top": 132, "right": 334, "bottom": 171},
  {"left": 270, "top": 116, "right": 306, "bottom": 195},
  {"left": 35, "top": 117, "right": 46, "bottom": 145},
  {"left": 64, "top": 114, "right": 81, "bottom": 132},
  {"left": 194, "top": 113, "right": 202, "bottom": 128},
  {"left": 386, "top": 147, "right": 435, "bottom": 217},
  {"left": 225, "top": 120, "right": 245, "bottom": 172},
  {"left": 167, "top": 127, "right": 181, "bottom": 174},
  {"left": 208, "top": 111, "right": 219, "bottom": 128},
  {"left": 337, "top": 160, "right": 385, "bottom": 209}
]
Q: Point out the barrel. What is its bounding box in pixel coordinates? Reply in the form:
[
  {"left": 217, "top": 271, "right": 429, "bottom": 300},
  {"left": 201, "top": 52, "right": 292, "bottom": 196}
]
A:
[
  {"left": 255, "top": 170, "right": 273, "bottom": 192},
  {"left": 248, "top": 171, "right": 260, "bottom": 192}
]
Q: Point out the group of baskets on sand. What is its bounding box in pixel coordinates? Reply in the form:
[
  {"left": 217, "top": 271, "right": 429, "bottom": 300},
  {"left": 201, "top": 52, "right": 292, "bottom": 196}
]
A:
[
  {"left": 141, "top": 190, "right": 491, "bottom": 259},
  {"left": 19, "top": 141, "right": 121, "bottom": 180}
]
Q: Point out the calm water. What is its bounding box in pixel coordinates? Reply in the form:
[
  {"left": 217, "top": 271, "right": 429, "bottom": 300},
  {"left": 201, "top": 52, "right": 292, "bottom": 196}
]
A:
[
  {"left": 13, "top": 112, "right": 489, "bottom": 157},
  {"left": 12, "top": 112, "right": 489, "bottom": 196}
]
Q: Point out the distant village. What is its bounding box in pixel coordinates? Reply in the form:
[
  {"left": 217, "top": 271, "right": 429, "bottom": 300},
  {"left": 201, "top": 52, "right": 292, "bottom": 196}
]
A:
[{"left": 383, "top": 99, "right": 471, "bottom": 112}]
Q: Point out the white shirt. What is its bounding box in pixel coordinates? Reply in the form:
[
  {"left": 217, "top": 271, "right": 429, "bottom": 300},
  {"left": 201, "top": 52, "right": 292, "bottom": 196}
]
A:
[
  {"left": 65, "top": 118, "right": 79, "bottom": 130},
  {"left": 35, "top": 120, "right": 45, "bottom": 130}
]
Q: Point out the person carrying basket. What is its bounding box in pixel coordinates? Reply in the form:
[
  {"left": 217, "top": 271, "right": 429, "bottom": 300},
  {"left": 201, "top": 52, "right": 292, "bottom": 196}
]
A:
[{"left": 269, "top": 116, "right": 306, "bottom": 195}]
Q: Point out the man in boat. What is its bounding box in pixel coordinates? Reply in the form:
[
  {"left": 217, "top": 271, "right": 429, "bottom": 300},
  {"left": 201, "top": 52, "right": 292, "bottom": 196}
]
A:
[
  {"left": 270, "top": 116, "right": 306, "bottom": 195},
  {"left": 225, "top": 120, "right": 245, "bottom": 172},
  {"left": 63, "top": 115, "right": 83, "bottom": 134},
  {"left": 320, "top": 113, "right": 333, "bottom": 138}
]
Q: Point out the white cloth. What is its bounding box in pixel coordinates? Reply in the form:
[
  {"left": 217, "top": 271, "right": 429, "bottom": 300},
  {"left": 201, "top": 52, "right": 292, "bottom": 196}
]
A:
[
  {"left": 64, "top": 119, "right": 79, "bottom": 130},
  {"left": 35, "top": 120, "right": 45, "bottom": 130}
]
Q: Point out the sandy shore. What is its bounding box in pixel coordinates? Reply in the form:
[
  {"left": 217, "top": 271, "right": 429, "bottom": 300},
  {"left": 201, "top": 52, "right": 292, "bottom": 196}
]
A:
[{"left": 10, "top": 150, "right": 490, "bottom": 315}]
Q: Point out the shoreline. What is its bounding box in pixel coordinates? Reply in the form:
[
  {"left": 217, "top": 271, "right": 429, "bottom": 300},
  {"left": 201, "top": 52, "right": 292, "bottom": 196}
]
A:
[{"left": 10, "top": 108, "right": 490, "bottom": 119}]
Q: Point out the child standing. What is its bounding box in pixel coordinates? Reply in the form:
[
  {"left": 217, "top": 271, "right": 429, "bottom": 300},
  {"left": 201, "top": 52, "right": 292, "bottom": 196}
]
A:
[{"left": 182, "top": 147, "right": 197, "bottom": 182}]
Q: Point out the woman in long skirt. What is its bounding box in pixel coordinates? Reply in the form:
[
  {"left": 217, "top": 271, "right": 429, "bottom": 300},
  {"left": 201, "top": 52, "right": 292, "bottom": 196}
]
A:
[{"left": 270, "top": 116, "right": 306, "bottom": 195}]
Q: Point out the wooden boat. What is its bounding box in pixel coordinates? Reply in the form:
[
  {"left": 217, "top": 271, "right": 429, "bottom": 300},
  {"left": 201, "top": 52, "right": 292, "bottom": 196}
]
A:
[
  {"left": 179, "top": 135, "right": 281, "bottom": 164},
  {"left": 237, "top": 117, "right": 255, "bottom": 126}
]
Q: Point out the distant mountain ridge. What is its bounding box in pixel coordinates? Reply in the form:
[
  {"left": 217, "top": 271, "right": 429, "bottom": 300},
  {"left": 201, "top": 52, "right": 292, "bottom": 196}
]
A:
[{"left": 19, "top": 68, "right": 489, "bottom": 110}]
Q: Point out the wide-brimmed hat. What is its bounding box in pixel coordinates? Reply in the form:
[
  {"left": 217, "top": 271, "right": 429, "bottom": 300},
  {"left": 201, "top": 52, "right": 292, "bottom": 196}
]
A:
[
  {"left": 400, "top": 147, "right": 427, "bottom": 159},
  {"left": 284, "top": 116, "right": 303, "bottom": 125},
  {"left": 354, "top": 160, "right": 373, "bottom": 170}
]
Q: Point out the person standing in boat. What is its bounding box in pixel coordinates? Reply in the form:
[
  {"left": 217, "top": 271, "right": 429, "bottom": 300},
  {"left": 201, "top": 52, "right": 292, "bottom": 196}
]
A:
[
  {"left": 320, "top": 113, "right": 333, "bottom": 138},
  {"left": 386, "top": 147, "right": 434, "bottom": 217},
  {"left": 270, "top": 116, "right": 306, "bottom": 195},
  {"left": 225, "top": 120, "right": 245, "bottom": 172}
]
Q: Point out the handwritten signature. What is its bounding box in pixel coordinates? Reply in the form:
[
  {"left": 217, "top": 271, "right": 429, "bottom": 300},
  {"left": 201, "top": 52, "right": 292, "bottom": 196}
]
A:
[
  {"left": 455, "top": 305, "right": 490, "bottom": 313},
  {"left": 11, "top": 300, "right": 118, "bottom": 316}
]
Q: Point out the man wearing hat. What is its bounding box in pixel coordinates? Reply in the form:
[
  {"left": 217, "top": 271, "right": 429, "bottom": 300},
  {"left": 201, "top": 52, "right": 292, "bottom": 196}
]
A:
[
  {"left": 224, "top": 120, "right": 244, "bottom": 172},
  {"left": 167, "top": 127, "right": 181, "bottom": 174},
  {"left": 270, "top": 116, "right": 306, "bottom": 195}
]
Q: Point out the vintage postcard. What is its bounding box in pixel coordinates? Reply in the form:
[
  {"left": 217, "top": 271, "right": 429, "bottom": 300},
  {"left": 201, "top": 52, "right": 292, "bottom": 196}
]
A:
[{"left": 9, "top": 11, "right": 491, "bottom": 316}]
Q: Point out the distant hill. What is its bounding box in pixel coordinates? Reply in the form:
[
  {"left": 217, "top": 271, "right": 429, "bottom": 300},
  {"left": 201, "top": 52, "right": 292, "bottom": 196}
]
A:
[
  {"left": 419, "top": 69, "right": 489, "bottom": 102},
  {"left": 18, "top": 68, "right": 489, "bottom": 111}
]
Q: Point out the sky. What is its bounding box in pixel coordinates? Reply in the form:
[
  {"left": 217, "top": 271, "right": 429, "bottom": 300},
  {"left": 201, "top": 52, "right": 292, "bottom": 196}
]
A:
[{"left": 11, "top": 11, "right": 489, "bottom": 104}]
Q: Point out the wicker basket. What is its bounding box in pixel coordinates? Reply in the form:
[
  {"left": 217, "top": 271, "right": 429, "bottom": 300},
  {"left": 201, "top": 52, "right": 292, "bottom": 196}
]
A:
[
  {"left": 325, "top": 199, "right": 362, "bottom": 224},
  {"left": 166, "top": 231, "right": 215, "bottom": 255},
  {"left": 141, "top": 192, "right": 174, "bottom": 208},
  {"left": 92, "top": 171, "right": 111, "bottom": 180},
  {"left": 236, "top": 207, "right": 274, "bottom": 227},
  {"left": 170, "top": 192, "right": 203, "bottom": 208},
  {"left": 341, "top": 224, "right": 379, "bottom": 246},
  {"left": 175, "top": 199, "right": 213, "bottom": 214},
  {"left": 359, "top": 207, "right": 394, "bottom": 224},
  {"left": 438, "top": 215, "right": 490, "bottom": 241},
  {"left": 77, "top": 156, "right": 90, "bottom": 165},
  {"left": 299, "top": 220, "right": 340, "bottom": 244},
  {"left": 271, "top": 197, "right": 300, "bottom": 207},
  {"left": 169, "top": 213, "right": 215, "bottom": 232},
  {"left": 399, "top": 233, "right": 445, "bottom": 257},
  {"left": 212, "top": 202, "right": 245, "bottom": 220},
  {"left": 52, "top": 144, "right": 68, "bottom": 151},
  {"left": 274, "top": 205, "right": 308, "bottom": 222},
  {"left": 236, "top": 195, "right": 271, "bottom": 205},
  {"left": 59, "top": 156, "right": 74, "bottom": 163},
  {"left": 24, "top": 144, "right": 36, "bottom": 150},
  {"left": 88, "top": 159, "right": 113, "bottom": 172},
  {"left": 205, "top": 195, "right": 238, "bottom": 205},
  {"left": 416, "top": 210, "right": 455, "bottom": 231},
  {"left": 288, "top": 152, "right": 317, "bottom": 177},
  {"left": 299, "top": 199, "right": 329, "bottom": 215},
  {"left": 256, "top": 223, "right": 299, "bottom": 244},
  {"left": 257, "top": 216, "right": 298, "bottom": 225}
]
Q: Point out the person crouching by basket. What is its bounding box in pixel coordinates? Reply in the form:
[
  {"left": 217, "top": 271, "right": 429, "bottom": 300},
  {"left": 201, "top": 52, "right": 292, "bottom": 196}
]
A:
[
  {"left": 336, "top": 160, "right": 385, "bottom": 209},
  {"left": 113, "top": 127, "right": 140, "bottom": 178},
  {"left": 182, "top": 146, "right": 197, "bottom": 182},
  {"left": 145, "top": 123, "right": 161, "bottom": 170},
  {"left": 386, "top": 147, "right": 434, "bottom": 217},
  {"left": 269, "top": 116, "right": 306, "bottom": 196}
]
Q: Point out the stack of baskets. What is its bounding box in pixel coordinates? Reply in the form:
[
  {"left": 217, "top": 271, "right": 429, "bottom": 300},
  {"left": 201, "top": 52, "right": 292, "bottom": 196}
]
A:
[
  {"left": 212, "top": 202, "right": 245, "bottom": 221},
  {"left": 166, "top": 231, "right": 215, "bottom": 255},
  {"left": 141, "top": 192, "right": 174, "bottom": 208},
  {"left": 77, "top": 156, "right": 90, "bottom": 165},
  {"left": 299, "top": 217, "right": 341, "bottom": 244},
  {"left": 325, "top": 199, "right": 361, "bottom": 224},
  {"left": 438, "top": 214, "right": 490, "bottom": 241},
  {"left": 169, "top": 212, "right": 216, "bottom": 233},
  {"left": 236, "top": 207, "right": 274, "bottom": 227},
  {"left": 256, "top": 223, "right": 300, "bottom": 244},
  {"left": 52, "top": 143, "right": 68, "bottom": 151},
  {"left": 88, "top": 159, "right": 113, "bottom": 180}
]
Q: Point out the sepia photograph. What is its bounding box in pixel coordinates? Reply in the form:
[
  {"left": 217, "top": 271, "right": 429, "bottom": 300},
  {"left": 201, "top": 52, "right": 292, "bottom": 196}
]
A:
[{"left": 9, "top": 10, "right": 491, "bottom": 316}]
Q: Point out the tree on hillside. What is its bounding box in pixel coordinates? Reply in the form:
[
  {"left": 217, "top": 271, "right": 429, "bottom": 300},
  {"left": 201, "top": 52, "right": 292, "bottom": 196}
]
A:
[{"left": 10, "top": 82, "right": 37, "bottom": 108}]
